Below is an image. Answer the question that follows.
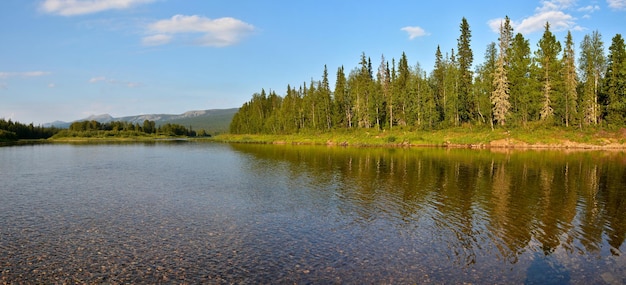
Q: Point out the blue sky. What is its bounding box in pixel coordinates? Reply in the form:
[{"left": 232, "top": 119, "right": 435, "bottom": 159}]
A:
[{"left": 1, "top": 0, "right": 625, "bottom": 124}]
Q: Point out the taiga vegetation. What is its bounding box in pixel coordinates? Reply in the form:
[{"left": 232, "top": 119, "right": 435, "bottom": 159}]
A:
[
  {"left": 0, "top": 119, "right": 59, "bottom": 141},
  {"left": 51, "top": 120, "right": 202, "bottom": 139},
  {"left": 230, "top": 17, "right": 626, "bottom": 135}
]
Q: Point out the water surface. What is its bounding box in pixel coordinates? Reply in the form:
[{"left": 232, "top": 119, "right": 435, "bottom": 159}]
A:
[{"left": 1, "top": 142, "right": 625, "bottom": 283}]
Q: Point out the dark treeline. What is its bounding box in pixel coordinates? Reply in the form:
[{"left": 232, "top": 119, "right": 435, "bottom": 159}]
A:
[
  {"left": 0, "top": 119, "right": 59, "bottom": 141},
  {"left": 65, "top": 120, "right": 199, "bottom": 137},
  {"left": 231, "top": 17, "right": 626, "bottom": 134}
]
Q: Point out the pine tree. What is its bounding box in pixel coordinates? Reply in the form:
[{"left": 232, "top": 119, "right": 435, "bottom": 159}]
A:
[
  {"left": 536, "top": 22, "right": 561, "bottom": 122},
  {"left": 602, "top": 34, "right": 626, "bottom": 125},
  {"left": 579, "top": 31, "right": 605, "bottom": 126},
  {"left": 457, "top": 17, "right": 474, "bottom": 122},
  {"left": 561, "top": 31, "right": 578, "bottom": 127}
]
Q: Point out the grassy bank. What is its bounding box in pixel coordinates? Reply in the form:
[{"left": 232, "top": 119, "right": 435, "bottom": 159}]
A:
[{"left": 213, "top": 126, "right": 626, "bottom": 149}]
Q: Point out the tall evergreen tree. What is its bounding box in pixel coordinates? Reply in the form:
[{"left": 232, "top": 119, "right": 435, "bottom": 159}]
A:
[
  {"left": 389, "top": 58, "right": 397, "bottom": 128},
  {"left": 603, "top": 34, "right": 626, "bottom": 125},
  {"left": 377, "top": 55, "right": 391, "bottom": 129},
  {"left": 536, "top": 22, "right": 561, "bottom": 122},
  {"left": 561, "top": 31, "right": 578, "bottom": 127},
  {"left": 320, "top": 65, "right": 333, "bottom": 130},
  {"left": 333, "top": 66, "right": 351, "bottom": 128},
  {"left": 431, "top": 45, "right": 446, "bottom": 123},
  {"left": 457, "top": 17, "right": 474, "bottom": 122},
  {"left": 445, "top": 50, "right": 461, "bottom": 126},
  {"left": 508, "top": 33, "right": 534, "bottom": 125},
  {"left": 579, "top": 31, "right": 605, "bottom": 125},
  {"left": 474, "top": 42, "right": 497, "bottom": 127},
  {"left": 396, "top": 52, "right": 411, "bottom": 126},
  {"left": 492, "top": 21, "right": 511, "bottom": 126}
]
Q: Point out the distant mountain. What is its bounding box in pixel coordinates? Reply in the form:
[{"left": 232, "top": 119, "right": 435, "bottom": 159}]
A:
[{"left": 44, "top": 108, "right": 238, "bottom": 134}]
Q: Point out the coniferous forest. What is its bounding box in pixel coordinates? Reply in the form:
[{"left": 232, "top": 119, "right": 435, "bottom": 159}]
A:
[{"left": 230, "top": 17, "right": 626, "bottom": 135}]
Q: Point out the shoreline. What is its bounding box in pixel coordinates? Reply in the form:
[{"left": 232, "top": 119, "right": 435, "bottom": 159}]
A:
[
  {"left": 5, "top": 127, "right": 626, "bottom": 150},
  {"left": 213, "top": 127, "right": 626, "bottom": 150}
]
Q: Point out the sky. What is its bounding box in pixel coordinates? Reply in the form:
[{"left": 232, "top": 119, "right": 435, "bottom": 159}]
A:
[{"left": 1, "top": 0, "right": 625, "bottom": 124}]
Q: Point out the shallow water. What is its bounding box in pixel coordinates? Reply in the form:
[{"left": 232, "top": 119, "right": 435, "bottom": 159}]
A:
[{"left": 1, "top": 142, "right": 625, "bottom": 283}]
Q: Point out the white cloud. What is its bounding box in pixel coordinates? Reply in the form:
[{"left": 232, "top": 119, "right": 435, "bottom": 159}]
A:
[
  {"left": 89, "top": 76, "right": 140, "bottom": 87},
  {"left": 488, "top": 0, "right": 583, "bottom": 35},
  {"left": 0, "top": 71, "right": 51, "bottom": 78},
  {"left": 608, "top": 0, "right": 626, "bottom": 10},
  {"left": 578, "top": 5, "right": 601, "bottom": 12},
  {"left": 40, "top": 0, "right": 155, "bottom": 16},
  {"left": 142, "top": 34, "right": 172, "bottom": 46},
  {"left": 48, "top": 83, "right": 56, "bottom": 88},
  {"left": 89, "top": 76, "right": 107, "bottom": 83},
  {"left": 401, "top": 26, "right": 429, "bottom": 40},
  {"left": 144, "top": 15, "right": 256, "bottom": 47},
  {"left": 516, "top": 10, "right": 578, "bottom": 34}
]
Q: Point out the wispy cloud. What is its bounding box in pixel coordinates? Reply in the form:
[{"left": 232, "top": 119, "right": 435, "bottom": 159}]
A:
[
  {"left": 578, "top": 5, "right": 601, "bottom": 12},
  {"left": 401, "top": 26, "right": 429, "bottom": 40},
  {"left": 608, "top": 0, "right": 626, "bottom": 10},
  {"left": 89, "top": 76, "right": 141, "bottom": 88},
  {"left": 142, "top": 34, "right": 172, "bottom": 46},
  {"left": 40, "top": 0, "right": 155, "bottom": 16},
  {"left": 89, "top": 76, "right": 107, "bottom": 83},
  {"left": 143, "top": 14, "right": 256, "bottom": 47},
  {"left": 0, "top": 71, "right": 51, "bottom": 78},
  {"left": 488, "top": 0, "right": 583, "bottom": 34}
]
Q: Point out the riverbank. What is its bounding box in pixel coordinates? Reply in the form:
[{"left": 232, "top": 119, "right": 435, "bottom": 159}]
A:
[{"left": 213, "top": 126, "right": 626, "bottom": 149}]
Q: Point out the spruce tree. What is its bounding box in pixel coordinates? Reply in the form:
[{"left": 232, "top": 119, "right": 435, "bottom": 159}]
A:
[
  {"left": 457, "top": 17, "right": 474, "bottom": 122},
  {"left": 396, "top": 52, "right": 411, "bottom": 126},
  {"left": 579, "top": 31, "right": 605, "bottom": 126},
  {"left": 446, "top": 49, "right": 461, "bottom": 126},
  {"left": 536, "top": 22, "right": 561, "bottom": 122},
  {"left": 562, "top": 31, "right": 578, "bottom": 127},
  {"left": 377, "top": 55, "right": 391, "bottom": 129},
  {"left": 491, "top": 21, "right": 512, "bottom": 126},
  {"left": 432, "top": 45, "right": 446, "bottom": 123},
  {"left": 475, "top": 42, "right": 497, "bottom": 127},
  {"left": 508, "top": 33, "right": 533, "bottom": 124},
  {"left": 602, "top": 34, "right": 625, "bottom": 125},
  {"left": 333, "top": 66, "right": 350, "bottom": 128}
]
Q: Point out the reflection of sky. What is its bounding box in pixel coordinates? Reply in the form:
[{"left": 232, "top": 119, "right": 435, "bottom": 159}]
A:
[{"left": 2, "top": 143, "right": 625, "bottom": 283}]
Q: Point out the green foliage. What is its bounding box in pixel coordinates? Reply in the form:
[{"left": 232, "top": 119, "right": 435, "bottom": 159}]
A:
[
  {"left": 0, "top": 119, "right": 59, "bottom": 140},
  {"left": 457, "top": 17, "right": 475, "bottom": 123},
  {"left": 53, "top": 119, "right": 196, "bottom": 139},
  {"left": 603, "top": 34, "right": 626, "bottom": 125},
  {"left": 229, "top": 17, "right": 626, "bottom": 136}
]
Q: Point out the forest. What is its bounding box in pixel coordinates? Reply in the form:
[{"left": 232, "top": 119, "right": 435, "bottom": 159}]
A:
[
  {"left": 230, "top": 17, "right": 626, "bottom": 135},
  {"left": 0, "top": 119, "right": 59, "bottom": 141},
  {"left": 52, "top": 120, "right": 203, "bottom": 138},
  {"left": 0, "top": 118, "right": 205, "bottom": 142}
]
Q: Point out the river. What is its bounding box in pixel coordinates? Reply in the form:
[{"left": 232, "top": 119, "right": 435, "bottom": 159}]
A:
[{"left": 1, "top": 142, "right": 625, "bottom": 283}]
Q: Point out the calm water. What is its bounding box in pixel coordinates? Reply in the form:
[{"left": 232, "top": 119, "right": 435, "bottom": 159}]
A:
[{"left": 1, "top": 142, "right": 625, "bottom": 284}]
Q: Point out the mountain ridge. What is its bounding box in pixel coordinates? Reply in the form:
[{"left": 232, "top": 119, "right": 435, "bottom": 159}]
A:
[{"left": 44, "top": 108, "right": 238, "bottom": 134}]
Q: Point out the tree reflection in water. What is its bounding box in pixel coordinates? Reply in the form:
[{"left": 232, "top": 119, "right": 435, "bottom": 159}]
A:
[{"left": 234, "top": 144, "right": 626, "bottom": 281}]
